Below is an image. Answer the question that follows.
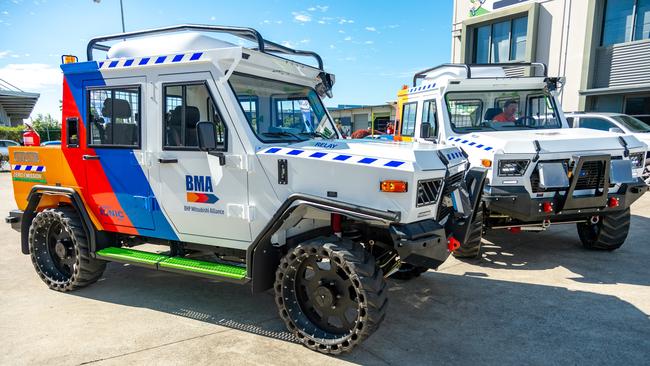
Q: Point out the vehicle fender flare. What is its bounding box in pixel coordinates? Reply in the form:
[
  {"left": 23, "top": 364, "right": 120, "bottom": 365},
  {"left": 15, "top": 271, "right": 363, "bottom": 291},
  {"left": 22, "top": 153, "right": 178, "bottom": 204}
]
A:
[
  {"left": 247, "top": 193, "right": 400, "bottom": 293},
  {"left": 21, "top": 185, "right": 96, "bottom": 255}
]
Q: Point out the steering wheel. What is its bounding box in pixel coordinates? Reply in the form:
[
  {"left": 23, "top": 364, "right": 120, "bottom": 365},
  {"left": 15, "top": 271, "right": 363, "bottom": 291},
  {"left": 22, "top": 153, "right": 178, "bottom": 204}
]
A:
[{"left": 515, "top": 116, "right": 536, "bottom": 127}]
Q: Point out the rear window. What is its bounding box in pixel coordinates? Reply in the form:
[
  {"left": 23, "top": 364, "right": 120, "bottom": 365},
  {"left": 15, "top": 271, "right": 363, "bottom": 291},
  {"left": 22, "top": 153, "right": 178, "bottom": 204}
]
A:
[{"left": 88, "top": 87, "right": 140, "bottom": 147}]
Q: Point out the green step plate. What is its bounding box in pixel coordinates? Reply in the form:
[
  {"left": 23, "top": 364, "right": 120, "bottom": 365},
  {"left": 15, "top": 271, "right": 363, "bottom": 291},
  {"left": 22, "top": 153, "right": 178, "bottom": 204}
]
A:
[
  {"left": 95, "top": 247, "right": 247, "bottom": 280},
  {"left": 159, "top": 257, "right": 247, "bottom": 280},
  {"left": 96, "top": 247, "right": 168, "bottom": 266}
]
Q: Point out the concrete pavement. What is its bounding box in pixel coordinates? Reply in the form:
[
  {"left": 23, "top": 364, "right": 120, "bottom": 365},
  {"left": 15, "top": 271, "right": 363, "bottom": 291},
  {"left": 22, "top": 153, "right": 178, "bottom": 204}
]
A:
[{"left": 0, "top": 171, "right": 649, "bottom": 365}]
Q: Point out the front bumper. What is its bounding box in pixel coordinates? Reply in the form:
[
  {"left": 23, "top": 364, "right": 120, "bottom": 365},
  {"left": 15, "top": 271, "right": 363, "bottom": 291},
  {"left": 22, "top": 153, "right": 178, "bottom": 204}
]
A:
[
  {"left": 5, "top": 209, "right": 22, "bottom": 232},
  {"left": 484, "top": 181, "right": 648, "bottom": 223}
]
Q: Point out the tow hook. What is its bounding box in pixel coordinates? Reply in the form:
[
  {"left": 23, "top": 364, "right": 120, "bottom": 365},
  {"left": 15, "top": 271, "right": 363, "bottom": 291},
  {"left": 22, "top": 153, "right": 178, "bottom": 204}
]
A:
[
  {"left": 542, "top": 219, "right": 551, "bottom": 228},
  {"left": 590, "top": 215, "right": 600, "bottom": 225},
  {"left": 447, "top": 236, "right": 461, "bottom": 251}
]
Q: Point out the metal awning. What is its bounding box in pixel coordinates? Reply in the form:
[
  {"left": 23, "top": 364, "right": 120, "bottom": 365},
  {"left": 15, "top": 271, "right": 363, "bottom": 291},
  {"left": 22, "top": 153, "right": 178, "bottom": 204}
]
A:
[
  {"left": 0, "top": 79, "right": 39, "bottom": 124},
  {"left": 579, "top": 83, "right": 650, "bottom": 96}
]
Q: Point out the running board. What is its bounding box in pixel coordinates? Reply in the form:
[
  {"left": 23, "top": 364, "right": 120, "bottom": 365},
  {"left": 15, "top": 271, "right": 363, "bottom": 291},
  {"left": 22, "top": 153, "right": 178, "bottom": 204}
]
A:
[{"left": 96, "top": 247, "right": 247, "bottom": 281}]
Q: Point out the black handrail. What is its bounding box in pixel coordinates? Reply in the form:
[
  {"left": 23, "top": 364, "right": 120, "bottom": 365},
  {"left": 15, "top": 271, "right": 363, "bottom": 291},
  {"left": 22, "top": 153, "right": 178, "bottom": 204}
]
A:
[
  {"left": 412, "top": 62, "right": 548, "bottom": 86},
  {"left": 86, "top": 23, "right": 324, "bottom": 70}
]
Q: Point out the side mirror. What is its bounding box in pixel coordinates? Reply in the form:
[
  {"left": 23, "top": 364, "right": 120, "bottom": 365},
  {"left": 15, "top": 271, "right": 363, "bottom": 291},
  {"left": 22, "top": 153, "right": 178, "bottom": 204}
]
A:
[
  {"left": 420, "top": 122, "right": 432, "bottom": 139},
  {"left": 197, "top": 121, "right": 226, "bottom": 165},
  {"left": 609, "top": 127, "right": 624, "bottom": 134}
]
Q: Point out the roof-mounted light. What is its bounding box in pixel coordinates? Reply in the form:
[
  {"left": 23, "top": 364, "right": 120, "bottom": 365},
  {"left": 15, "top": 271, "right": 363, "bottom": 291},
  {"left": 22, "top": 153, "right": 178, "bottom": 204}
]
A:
[{"left": 61, "top": 55, "right": 78, "bottom": 64}]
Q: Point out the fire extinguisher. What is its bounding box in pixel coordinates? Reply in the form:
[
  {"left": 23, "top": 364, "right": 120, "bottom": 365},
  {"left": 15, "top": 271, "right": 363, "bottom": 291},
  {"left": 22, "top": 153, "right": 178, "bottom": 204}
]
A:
[{"left": 23, "top": 122, "right": 41, "bottom": 146}]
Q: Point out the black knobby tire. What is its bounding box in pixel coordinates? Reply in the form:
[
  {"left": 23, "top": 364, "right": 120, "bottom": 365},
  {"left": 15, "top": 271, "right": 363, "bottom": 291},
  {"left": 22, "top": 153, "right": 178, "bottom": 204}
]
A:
[
  {"left": 390, "top": 263, "right": 428, "bottom": 281},
  {"left": 577, "top": 208, "right": 631, "bottom": 251},
  {"left": 29, "top": 207, "right": 106, "bottom": 291},
  {"left": 274, "top": 237, "right": 387, "bottom": 354},
  {"left": 452, "top": 209, "right": 484, "bottom": 258}
]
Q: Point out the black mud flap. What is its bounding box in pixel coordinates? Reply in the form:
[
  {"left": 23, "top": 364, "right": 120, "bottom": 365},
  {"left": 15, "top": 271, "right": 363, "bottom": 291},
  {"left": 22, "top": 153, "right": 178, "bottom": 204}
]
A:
[{"left": 447, "top": 167, "right": 487, "bottom": 246}]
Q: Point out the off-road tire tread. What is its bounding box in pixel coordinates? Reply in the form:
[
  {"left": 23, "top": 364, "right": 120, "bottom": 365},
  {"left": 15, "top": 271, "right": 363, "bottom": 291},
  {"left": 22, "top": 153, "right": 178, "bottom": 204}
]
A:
[
  {"left": 274, "top": 236, "right": 387, "bottom": 354},
  {"left": 29, "top": 206, "right": 105, "bottom": 291},
  {"left": 577, "top": 208, "right": 631, "bottom": 251}
]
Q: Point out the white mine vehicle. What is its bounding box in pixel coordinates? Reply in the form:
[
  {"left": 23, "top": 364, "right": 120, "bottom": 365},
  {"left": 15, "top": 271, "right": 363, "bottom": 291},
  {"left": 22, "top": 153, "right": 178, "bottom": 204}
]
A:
[
  {"left": 5, "top": 26, "right": 485, "bottom": 354},
  {"left": 394, "top": 63, "right": 648, "bottom": 257}
]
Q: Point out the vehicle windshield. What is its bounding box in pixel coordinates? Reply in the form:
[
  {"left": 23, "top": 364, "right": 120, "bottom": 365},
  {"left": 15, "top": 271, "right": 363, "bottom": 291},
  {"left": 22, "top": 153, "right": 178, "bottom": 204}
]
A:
[
  {"left": 445, "top": 90, "right": 562, "bottom": 133},
  {"left": 612, "top": 115, "right": 650, "bottom": 133},
  {"left": 229, "top": 73, "right": 338, "bottom": 142}
]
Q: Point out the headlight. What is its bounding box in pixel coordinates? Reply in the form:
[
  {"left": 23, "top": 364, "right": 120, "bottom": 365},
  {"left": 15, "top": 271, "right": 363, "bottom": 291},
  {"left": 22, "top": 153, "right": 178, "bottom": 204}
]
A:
[
  {"left": 629, "top": 152, "right": 645, "bottom": 168},
  {"left": 498, "top": 159, "right": 530, "bottom": 176}
]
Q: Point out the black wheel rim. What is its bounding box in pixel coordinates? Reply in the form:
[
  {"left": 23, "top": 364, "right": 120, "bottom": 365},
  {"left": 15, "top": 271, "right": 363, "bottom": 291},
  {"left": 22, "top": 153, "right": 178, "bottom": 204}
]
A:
[
  {"left": 285, "top": 251, "right": 360, "bottom": 339},
  {"left": 47, "top": 222, "right": 76, "bottom": 277},
  {"left": 33, "top": 220, "right": 76, "bottom": 281}
]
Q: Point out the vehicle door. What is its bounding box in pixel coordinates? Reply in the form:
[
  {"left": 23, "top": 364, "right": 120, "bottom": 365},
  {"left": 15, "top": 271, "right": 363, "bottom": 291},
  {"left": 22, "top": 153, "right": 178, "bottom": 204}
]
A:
[
  {"left": 83, "top": 77, "right": 155, "bottom": 230},
  {"left": 154, "top": 72, "right": 251, "bottom": 242}
]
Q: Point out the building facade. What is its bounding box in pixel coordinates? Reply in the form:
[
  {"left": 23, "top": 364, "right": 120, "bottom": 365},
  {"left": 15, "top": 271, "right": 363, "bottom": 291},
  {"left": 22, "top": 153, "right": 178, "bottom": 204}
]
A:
[
  {"left": 327, "top": 103, "right": 397, "bottom": 135},
  {"left": 0, "top": 79, "right": 40, "bottom": 126},
  {"left": 451, "top": 0, "right": 650, "bottom": 115}
]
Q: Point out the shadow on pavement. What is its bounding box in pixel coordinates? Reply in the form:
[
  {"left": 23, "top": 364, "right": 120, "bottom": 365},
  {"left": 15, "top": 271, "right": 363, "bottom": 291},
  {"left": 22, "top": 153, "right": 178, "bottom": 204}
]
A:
[
  {"left": 70, "top": 260, "right": 650, "bottom": 365},
  {"left": 459, "top": 214, "right": 650, "bottom": 286}
]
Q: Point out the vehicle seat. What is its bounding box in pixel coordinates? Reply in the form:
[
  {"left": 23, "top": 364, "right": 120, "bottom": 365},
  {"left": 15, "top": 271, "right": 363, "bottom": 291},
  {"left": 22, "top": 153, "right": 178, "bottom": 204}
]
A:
[
  {"left": 484, "top": 107, "right": 503, "bottom": 121},
  {"left": 102, "top": 98, "right": 138, "bottom": 145},
  {"left": 184, "top": 106, "right": 200, "bottom": 146}
]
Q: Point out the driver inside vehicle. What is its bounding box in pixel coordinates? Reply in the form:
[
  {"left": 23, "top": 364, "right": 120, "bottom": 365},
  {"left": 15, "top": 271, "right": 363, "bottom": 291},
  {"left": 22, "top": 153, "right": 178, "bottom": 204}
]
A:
[{"left": 493, "top": 100, "right": 518, "bottom": 122}]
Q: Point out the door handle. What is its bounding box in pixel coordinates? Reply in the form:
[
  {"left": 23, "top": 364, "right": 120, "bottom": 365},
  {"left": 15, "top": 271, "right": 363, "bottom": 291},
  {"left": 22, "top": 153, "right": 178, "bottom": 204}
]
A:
[
  {"left": 158, "top": 158, "right": 178, "bottom": 164},
  {"left": 82, "top": 155, "right": 100, "bottom": 160}
]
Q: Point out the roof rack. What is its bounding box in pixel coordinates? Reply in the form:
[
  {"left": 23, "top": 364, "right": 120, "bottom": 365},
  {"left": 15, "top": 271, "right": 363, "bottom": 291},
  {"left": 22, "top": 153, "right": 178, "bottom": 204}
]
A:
[
  {"left": 86, "top": 24, "right": 324, "bottom": 70},
  {"left": 412, "top": 62, "right": 548, "bottom": 86}
]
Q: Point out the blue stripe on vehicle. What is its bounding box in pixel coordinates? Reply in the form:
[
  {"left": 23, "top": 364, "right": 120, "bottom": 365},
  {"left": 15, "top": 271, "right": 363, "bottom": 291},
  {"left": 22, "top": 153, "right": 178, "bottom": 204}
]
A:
[
  {"left": 98, "top": 62, "right": 104, "bottom": 68},
  {"left": 385, "top": 161, "right": 404, "bottom": 167},
  {"left": 468, "top": 142, "right": 476, "bottom": 146},
  {"left": 461, "top": 140, "right": 468, "bottom": 144},
  {"left": 139, "top": 57, "right": 150, "bottom": 65},
  {"left": 155, "top": 56, "right": 167, "bottom": 64},
  {"left": 124, "top": 59, "right": 134, "bottom": 67},
  {"left": 109, "top": 60, "right": 119, "bottom": 68},
  {"left": 358, "top": 157, "right": 377, "bottom": 164},
  {"left": 484, "top": 147, "right": 493, "bottom": 151},
  {"left": 333, "top": 155, "right": 351, "bottom": 161},
  {"left": 448, "top": 136, "right": 454, "bottom": 140},
  {"left": 454, "top": 138, "right": 462, "bottom": 142},
  {"left": 287, "top": 149, "right": 303, "bottom": 155},
  {"left": 172, "top": 54, "right": 184, "bottom": 62},
  {"left": 36, "top": 166, "right": 44, "bottom": 172},
  {"left": 265, "top": 147, "right": 281, "bottom": 154},
  {"left": 310, "top": 152, "right": 327, "bottom": 158},
  {"left": 476, "top": 144, "right": 484, "bottom": 148},
  {"left": 14, "top": 165, "right": 21, "bottom": 170},
  {"left": 190, "top": 52, "right": 203, "bottom": 61}
]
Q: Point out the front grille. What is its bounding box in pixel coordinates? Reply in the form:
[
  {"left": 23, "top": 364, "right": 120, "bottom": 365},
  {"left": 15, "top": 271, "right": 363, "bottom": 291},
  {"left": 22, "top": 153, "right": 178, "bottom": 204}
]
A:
[
  {"left": 442, "top": 171, "right": 464, "bottom": 195},
  {"left": 416, "top": 178, "right": 442, "bottom": 207},
  {"left": 575, "top": 160, "right": 606, "bottom": 190}
]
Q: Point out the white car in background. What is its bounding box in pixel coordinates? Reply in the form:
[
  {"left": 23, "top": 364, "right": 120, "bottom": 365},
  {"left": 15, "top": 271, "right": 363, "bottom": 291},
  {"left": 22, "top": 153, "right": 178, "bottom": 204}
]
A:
[
  {"left": 565, "top": 112, "right": 650, "bottom": 184},
  {"left": 0, "top": 139, "right": 20, "bottom": 171}
]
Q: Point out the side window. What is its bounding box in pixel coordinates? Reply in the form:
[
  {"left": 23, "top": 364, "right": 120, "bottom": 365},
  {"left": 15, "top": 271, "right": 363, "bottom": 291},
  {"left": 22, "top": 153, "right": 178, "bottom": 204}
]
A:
[
  {"left": 579, "top": 117, "right": 615, "bottom": 131},
  {"left": 88, "top": 87, "right": 140, "bottom": 147},
  {"left": 400, "top": 102, "right": 418, "bottom": 136},
  {"left": 526, "top": 95, "right": 558, "bottom": 126},
  {"left": 274, "top": 98, "right": 316, "bottom": 132},
  {"left": 421, "top": 99, "right": 438, "bottom": 138},
  {"left": 238, "top": 96, "right": 259, "bottom": 133},
  {"left": 163, "top": 83, "right": 226, "bottom": 150}
]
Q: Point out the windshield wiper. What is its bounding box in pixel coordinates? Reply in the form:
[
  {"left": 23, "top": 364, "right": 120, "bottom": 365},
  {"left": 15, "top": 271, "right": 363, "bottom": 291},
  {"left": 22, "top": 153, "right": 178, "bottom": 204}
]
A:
[
  {"left": 261, "top": 131, "right": 306, "bottom": 140},
  {"left": 299, "top": 131, "right": 334, "bottom": 139}
]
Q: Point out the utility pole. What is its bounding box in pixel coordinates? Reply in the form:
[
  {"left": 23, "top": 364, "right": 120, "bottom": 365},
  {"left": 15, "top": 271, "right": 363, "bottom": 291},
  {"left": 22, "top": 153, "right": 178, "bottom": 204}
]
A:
[{"left": 93, "top": 0, "right": 125, "bottom": 33}]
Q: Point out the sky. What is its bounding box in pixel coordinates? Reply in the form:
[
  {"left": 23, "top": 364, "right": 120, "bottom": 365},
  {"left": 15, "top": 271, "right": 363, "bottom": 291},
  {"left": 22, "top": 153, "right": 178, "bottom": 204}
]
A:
[{"left": 0, "top": 0, "right": 453, "bottom": 121}]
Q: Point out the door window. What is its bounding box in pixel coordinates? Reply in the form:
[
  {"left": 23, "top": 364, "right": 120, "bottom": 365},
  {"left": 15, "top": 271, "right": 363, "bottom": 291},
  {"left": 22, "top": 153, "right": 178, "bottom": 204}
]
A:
[
  {"left": 421, "top": 99, "right": 438, "bottom": 138},
  {"left": 163, "top": 83, "right": 226, "bottom": 150},
  {"left": 88, "top": 87, "right": 140, "bottom": 147},
  {"left": 400, "top": 102, "right": 418, "bottom": 137}
]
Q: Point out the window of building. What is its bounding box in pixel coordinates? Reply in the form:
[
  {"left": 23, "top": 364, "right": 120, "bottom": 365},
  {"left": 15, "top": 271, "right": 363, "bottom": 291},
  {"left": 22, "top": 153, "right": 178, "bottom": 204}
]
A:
[
  {"left": 421, "top": 99, "right": 437, "bottom": 138},
  {"left": 163, "top": 83, "right": 226, "bottom": 150},
  {"left": 602, "top": 0, "right": 650, "bottom": 45},
  {"left": 473, "top": 15, "right": 528, "bottom": 63},
  {"left": 88, "top": 87, "right": 140, "bottom": 147}
]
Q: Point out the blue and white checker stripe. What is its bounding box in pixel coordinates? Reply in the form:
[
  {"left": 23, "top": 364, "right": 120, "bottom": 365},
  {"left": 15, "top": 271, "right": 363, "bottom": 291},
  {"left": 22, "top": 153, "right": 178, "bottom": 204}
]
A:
[
  {"left": 407, "top": 83, "right": 436, "bottom": 94},
  {"left": 260, "top": 147, "right": 410, "bottom": 169},
  {"left": 12, "top": 165, "right": 46, "bottom": 172},
  {"left": 446, "top": 151, "right": 464, "bottom": 160},
  {"left": 98, "top": 52, "right": 204, "bottom": 69},
  {"left": 448, "top": 136, "right": 494, "bottom": 152}
]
